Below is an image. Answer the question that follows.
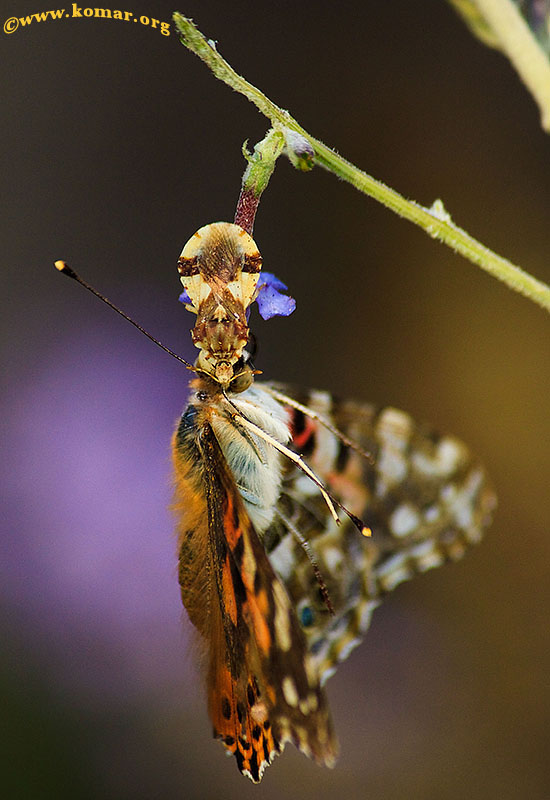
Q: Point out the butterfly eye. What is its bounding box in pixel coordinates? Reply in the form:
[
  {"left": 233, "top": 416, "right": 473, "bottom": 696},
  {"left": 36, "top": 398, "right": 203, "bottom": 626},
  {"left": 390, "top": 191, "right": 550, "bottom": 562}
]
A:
[{"left": 229, "top": 365, "right": 254, "bottom": 393}]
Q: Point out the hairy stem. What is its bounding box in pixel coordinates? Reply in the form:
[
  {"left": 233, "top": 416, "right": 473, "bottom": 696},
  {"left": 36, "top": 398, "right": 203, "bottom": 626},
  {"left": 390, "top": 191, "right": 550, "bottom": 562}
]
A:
[{"left": 234, "top": 129, "right": 285, "bottom": 234}]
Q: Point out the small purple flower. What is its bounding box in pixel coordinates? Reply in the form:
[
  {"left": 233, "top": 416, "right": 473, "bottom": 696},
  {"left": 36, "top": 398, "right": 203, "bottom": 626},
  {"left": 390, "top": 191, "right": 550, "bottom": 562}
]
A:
[{"left": 255, "top": 271, "right": 296, "bottom": 320}]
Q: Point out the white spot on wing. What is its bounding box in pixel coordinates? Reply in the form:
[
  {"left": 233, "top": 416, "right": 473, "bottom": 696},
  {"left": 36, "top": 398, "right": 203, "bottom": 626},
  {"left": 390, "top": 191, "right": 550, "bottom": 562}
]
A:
[
  {"left": 377, "top": 408, "right": 412, "bottom": 450},
  {"left": 377, "top": 448, "right": 408, "bottom": 485},
  {"left": 390, "top": 503, "right": 421, "bottom": 537},
  {"left": 293, "top": 474, "right": 318, "bottom": 497},
  {"left": 272, "top": 580, "right": 292, "bottom": 652},
  {"left": 437, "top": 437, "right": 466, "bottom": 472},
  {"left": 269, "top": 534, "right": 296, "bottom": 582},
  {"left": 377, "top": 553, "right": 411, "bottom": 591},
  {"left": 358, "top": 600, "right": 379, "bottom": 632},
  {"left": 337, "top": 636, "right": 362, "bottom": 662},
  {"left": 320, "top": 665, "right": 337, "bottom": 686},
  {"left": 424, "top": 504, "right": 440, "bottom": 523},
  {"left": 322, "top": 546, "right": 344, "bottom": 572},
  {"left": 282, "top": 676, "right": 299, "bottom": 707},
  {"left": 409, "top": 540, "right": 444, "bottom": 571},
  {"left": 412, "top": 436, "right": 466, "bottom": 478}
]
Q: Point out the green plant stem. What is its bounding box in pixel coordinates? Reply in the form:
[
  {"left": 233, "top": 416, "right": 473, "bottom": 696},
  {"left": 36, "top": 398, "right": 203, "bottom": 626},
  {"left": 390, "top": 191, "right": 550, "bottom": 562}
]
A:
[
  {"left": 173, "top": 11, "right": 550, "bottom": 315},
  {"left": 234, "top": 129, "right": 285, "bottom": 234}
]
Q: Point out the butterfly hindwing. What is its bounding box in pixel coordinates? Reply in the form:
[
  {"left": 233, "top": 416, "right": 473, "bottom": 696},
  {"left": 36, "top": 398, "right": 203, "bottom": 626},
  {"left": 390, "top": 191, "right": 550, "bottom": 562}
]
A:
[{"left": 264, "top": 384, "right": 496, "bottom": 683}]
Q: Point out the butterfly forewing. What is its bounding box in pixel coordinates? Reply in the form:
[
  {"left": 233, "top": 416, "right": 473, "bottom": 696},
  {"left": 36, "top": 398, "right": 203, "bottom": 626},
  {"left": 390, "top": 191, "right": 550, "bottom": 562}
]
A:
[{"left": 172, "top": 390, "right": 337, "bottom": 782}]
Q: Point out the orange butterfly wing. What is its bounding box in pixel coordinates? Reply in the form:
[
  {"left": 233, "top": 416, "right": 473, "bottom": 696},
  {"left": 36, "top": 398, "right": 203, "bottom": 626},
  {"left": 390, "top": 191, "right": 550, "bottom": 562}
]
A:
[{"left": 172, "top": 410, "right": 337, "bottom": 782}]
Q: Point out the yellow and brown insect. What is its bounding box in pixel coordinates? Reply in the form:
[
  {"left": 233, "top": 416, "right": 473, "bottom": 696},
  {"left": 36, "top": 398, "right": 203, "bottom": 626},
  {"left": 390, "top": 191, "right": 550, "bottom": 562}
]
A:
[{"left": 178, "top": 222, "right": 263, "bottom": 390}]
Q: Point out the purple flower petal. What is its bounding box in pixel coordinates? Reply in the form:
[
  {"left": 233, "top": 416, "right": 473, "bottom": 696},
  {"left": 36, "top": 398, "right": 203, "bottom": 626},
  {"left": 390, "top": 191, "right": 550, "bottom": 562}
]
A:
[
  {"left": 256, "top": 284, "right": 296, "bottom": 320},
  {"left": 257, "top": 271, "right": 288, "bottom": 292}
]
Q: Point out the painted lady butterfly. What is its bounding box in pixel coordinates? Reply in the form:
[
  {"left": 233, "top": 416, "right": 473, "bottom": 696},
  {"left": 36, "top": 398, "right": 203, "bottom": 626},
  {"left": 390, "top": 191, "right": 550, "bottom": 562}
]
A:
[
  {"left": 170, "top": 222, "right": 496, "bottom": 782},
  {"left": 55, "top": 221, "right": 496, "bottom": 783}
]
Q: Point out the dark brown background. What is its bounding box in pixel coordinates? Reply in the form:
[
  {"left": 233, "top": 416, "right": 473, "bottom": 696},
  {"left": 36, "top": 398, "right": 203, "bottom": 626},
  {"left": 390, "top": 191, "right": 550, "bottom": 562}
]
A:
[{"left": 2, "top": 1, "right": 549, "bottom": 798}]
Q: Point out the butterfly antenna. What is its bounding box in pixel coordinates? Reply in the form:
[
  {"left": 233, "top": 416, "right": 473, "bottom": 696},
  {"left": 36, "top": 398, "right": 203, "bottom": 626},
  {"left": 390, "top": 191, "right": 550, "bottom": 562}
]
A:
[
  {"left": 275, "top": 510, "right": 335, "bottom": 615},
  {"left": 54, "top": 260, "right": 195, "bottom": 370},
  {"left": 265, "top": 386, "right": 375, "bottom": 465},
  {"left": 222, "top": 393, "right": 371, "bottom": 538}
]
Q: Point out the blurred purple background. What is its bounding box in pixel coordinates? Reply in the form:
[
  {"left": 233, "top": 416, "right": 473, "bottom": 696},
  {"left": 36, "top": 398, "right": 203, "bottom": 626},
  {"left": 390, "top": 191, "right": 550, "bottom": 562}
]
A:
[{"left": 2, "top": 1, "right": 550, "bottom": 798}]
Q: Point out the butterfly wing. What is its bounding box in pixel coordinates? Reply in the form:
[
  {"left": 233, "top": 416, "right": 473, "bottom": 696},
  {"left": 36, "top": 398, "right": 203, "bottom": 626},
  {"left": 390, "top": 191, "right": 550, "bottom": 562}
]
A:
[
  {"left": 264, "top": 384, "right": 496, "bottom": 683},
  {"left": 172, "top": 409, "right": 337, "bottom": 782}
]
